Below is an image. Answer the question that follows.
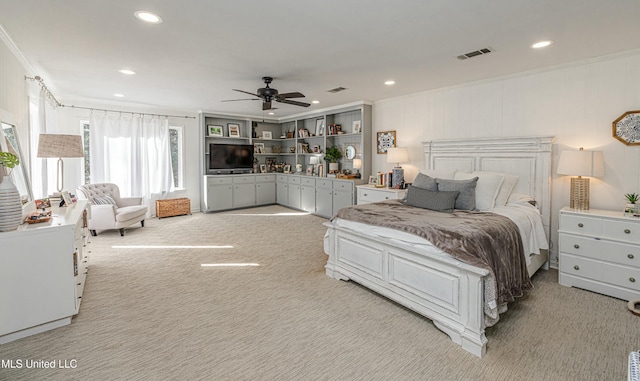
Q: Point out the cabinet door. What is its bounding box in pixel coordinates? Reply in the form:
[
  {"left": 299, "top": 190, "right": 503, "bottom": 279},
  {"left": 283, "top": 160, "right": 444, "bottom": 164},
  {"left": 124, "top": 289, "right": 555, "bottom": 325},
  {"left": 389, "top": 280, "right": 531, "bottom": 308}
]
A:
[
  {"left": 288, "top": 184, "right": 301, "bottom": 209},
  {"left": 256, "top": 182, "right": 276, "bottom": 205},
  {"left": 277, "top": 182, "right": 289, "bottom": 206},
  {"left": 233, "top": 183, "right": 256, "bottom": 208},
  {"left": 300, "top": 185, "right": 316, "bottom": 213},
  {"left": 207, "top": 184, "right": 233, "bottom": 211},
  {"left": 332, "top": 190, "right": 354, "bottom": 215},
  {"left": 316, "top": 187, "right": 333, "bottom": 218}
]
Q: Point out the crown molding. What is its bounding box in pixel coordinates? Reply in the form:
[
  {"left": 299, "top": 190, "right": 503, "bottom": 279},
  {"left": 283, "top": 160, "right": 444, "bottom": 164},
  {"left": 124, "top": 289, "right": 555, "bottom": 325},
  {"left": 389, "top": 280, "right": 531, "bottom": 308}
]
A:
[{"left": 0, "top": 23, "right": 35, "bottom": 76}]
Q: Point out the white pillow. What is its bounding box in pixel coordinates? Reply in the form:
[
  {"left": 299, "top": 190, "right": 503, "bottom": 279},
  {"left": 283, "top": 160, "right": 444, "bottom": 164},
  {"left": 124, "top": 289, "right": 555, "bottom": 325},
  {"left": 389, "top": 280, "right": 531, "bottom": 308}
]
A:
[
  {"left": 423, "top": 169, "right": 456, "bottom": 179},
  {"left": 454, "top": 171, "right": 504, "bottom": 210},
  {"left": 494, "top": 174, "right": 518, "bottom": 207}
]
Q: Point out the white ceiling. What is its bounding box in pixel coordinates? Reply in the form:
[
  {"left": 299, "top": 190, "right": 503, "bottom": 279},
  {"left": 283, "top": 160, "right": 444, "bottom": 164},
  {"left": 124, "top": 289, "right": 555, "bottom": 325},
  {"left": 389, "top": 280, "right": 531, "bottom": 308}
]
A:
[{"left": 1, "top": 0, "right": 640, "bottom": 118}]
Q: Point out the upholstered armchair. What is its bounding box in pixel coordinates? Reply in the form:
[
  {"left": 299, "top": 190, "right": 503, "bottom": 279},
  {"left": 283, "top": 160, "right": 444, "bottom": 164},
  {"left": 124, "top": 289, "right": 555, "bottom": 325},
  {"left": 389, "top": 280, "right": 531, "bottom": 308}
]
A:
[{"left": 76, "top": 183, "right": 148, "bottom": 236}]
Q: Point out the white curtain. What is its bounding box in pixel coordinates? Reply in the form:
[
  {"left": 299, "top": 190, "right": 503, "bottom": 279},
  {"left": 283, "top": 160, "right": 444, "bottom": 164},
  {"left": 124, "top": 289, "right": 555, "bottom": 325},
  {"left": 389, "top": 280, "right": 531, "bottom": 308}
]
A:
[
  {"left": 89, "top": 112, "right": 173, "bottom": 213},
  {"left": 29, "top": 89, "right": 59, "bottom": 198}
]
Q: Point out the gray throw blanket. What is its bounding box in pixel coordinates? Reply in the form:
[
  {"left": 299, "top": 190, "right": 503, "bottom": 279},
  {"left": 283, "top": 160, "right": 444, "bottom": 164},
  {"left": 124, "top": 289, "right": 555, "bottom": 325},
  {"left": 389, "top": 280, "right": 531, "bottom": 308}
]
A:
[{"left": 333, "top": 200, "right": 532, "bottom": 310}]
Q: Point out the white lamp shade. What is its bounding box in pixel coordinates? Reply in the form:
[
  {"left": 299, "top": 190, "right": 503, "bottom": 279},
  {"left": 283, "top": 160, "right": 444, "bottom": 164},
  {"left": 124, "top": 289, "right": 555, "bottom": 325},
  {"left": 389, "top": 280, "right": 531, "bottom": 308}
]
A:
[
  {"left": 557, "top": 149, "right": 604, "bottom": 177},
  {"left": 352, "top": 158, "right": 362, "bottom": 169},
  {"left": 386, "top": 147, "right": 409, "bottom": 164}
]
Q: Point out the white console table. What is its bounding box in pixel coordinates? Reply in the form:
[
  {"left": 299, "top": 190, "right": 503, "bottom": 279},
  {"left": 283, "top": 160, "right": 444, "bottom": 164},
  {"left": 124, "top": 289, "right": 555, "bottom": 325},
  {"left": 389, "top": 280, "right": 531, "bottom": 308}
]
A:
[{"left": 0, "top": 200, "right": 90, "bottom": 344}]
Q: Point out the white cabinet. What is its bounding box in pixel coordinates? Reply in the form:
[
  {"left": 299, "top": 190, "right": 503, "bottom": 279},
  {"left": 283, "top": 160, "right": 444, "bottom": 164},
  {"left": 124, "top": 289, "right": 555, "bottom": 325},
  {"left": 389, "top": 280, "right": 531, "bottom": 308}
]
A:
[
  {"left": 357, "top": 185, "right": 407, "bottom": 205},
  {"left": 558, "top": 207, "right": 640, "bottom": 301},
  {"left": 255, "top": 174, "right": 276, "bottom": 205},
  {"left": 232, "top": 175, "right": 256, "bottom": 208},
  {"left": 0, "top": 200, "right": 90, "bottom": 344},
  {"left": 205, "top": 176, "right": 234, "bottom": 211},
  {"left": 300, "top": 177, "right": 316, "bottom": 213},
  {"left": 287, "top": 176, "right": 301, "bottom": 210},
  {"left": 276, "top": 175, "right": 289, "bottom": 205}
]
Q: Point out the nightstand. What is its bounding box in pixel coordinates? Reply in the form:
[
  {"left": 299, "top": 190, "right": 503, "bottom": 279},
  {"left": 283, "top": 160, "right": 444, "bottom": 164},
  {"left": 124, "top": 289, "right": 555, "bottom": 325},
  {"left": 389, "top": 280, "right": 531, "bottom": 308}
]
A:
[
  {"left": 558, "top": 207, "right": 640, "bottom": 300},
  {"left": 356, "top": 184, "right": 407, "bottom": 205}
]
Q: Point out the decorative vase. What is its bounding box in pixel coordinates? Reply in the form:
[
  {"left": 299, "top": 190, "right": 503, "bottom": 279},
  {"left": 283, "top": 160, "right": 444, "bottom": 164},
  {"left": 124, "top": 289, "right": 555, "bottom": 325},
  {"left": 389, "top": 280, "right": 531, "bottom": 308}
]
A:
[
  {"left": 624, "top": 203, "right": 639, "bottom": 216},
  {"left": 0, "top": 173, "right": 23, "bottom": 232}
]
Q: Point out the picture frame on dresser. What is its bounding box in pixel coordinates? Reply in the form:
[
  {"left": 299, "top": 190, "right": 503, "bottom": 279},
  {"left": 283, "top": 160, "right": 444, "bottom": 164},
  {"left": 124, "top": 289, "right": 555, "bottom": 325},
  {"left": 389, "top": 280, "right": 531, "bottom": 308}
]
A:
[
  {"left": 353, "top": 120, "right": 361, "bottom": 133},
  {"left": 228, "top": 123, "right": 240, "bottom": 138},
  {"left": 208, "top": 125, "right": 223, "bottom": 137}
]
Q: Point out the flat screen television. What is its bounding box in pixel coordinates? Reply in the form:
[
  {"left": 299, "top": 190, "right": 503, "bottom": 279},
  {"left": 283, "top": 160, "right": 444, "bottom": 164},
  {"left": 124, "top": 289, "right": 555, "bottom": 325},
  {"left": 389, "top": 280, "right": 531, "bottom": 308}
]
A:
[{"left": 208, "top": 143, "right": 254, "bottom": 173}]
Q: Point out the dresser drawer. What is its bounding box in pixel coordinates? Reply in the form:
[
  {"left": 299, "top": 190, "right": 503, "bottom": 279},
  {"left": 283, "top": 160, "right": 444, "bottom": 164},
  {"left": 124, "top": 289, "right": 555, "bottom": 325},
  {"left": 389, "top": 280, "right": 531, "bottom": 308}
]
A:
[
  {"left": 233, "top": 175, "right": 255, "bottom": 184},
  {"left": 277, "top": 174, "right": 288, "bottom": 183},
  {"left": 602, "top": 219, "right": 640, "bottom": 244},
  {"left": 208, "top": 176, "right": 233, "bottom": 185},
  {"left": 255, "top": 174, "right": 276, "bottom": 183},
  {"left": 558, "top": 234, "right": 601, "bottom": 260},
  {"left": 559, "top": 214, "right": 602, "bottom": 236},
  {"left": 604, "top": 241, "right": 640, "bottom": 269},
  {"left": 601, "top": 262, "right": 640, "bottom": 292},
  {"left": 559, "top": 254, "right": 603, "bottom": 281},
  {"left": 316, "top": 179, "right": 333, "bottom": 189},
  {"left": 358, "top": 188, "right": 394, "bottom": 203},
  {"left": 333, "top": 180, "right": 354, "bottom": 192},
  {"left": 301, "top": 177, "right": 315, "bottom": 186}
]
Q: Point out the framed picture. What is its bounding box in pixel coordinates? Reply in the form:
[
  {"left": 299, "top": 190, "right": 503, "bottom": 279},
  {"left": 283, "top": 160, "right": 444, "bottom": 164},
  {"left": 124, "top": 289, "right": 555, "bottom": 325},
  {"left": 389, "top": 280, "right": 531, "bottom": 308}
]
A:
[
  {"left": 259, "top": 164, "right": 267, "bottom": 173},
  {"left": 377, "top": 130, "right": 397, "bottom": 154},
  {"left": 208, "top": 125, "right": 223, "bottom": 137},
  {"left": 312, "top": 145, "right": 320, "bottom": 153},
  {"left": 283, "top": 164, "right": 291, "bottom": 173},
  {"left": 368, "top": 175, "right": 377, "bottom": 185},
  {"left": 352, "top": 120, "right": 361, "bottom": 134},
  {"left": 34, "top": 198, "right": 51, "bottom": 209},
  {"left": 317, "top": 163, "right": 324, "bottom": 177},
  {"left": 315, "top": 118, "right": 325, "bottom": 136},
  {"left": 228, "top": 123, "right": 240, "bottom": 138},
  {"left": 306, "top": 165, "right": 314, "bottom": 175},
  {"left": 254, "top": 143, "right": 265, "bottom": 154},
  {"left": 61, "top": 190, "right": 73, "bottom": 207},
  {"left": 262, "top": 131, "right": 272, "bottom": 139}
]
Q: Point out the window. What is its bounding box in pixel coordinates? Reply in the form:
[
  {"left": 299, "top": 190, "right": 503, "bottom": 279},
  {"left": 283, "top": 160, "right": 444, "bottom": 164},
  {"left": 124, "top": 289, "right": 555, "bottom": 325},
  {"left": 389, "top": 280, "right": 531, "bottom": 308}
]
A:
[
  {"left": 82, "top": 121, "right": 90, "bottom": 184},
  {"left": 169, "top": 126, "right": 184, "bottom": 189}
]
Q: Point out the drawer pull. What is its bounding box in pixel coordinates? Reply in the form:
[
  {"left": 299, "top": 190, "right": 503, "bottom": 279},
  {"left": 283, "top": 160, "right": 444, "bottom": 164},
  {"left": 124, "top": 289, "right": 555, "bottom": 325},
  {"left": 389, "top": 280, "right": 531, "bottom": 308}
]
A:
[
  {"left": 578, "top": 223, "right": 584, "bottom": 228},
  {"left": 573, "top": 265, "right": 580, "bottom": 271},
  {"left": 630, "top": 277, "right": 636, "bottom": 283},
  {"left": 629, "top": 254, "right": 635, "bottom": 259},
  {"left": 573, "top": 244, "right": 580, "bottom": 249},
  {"left": 385, "top": 196, "right": 389, "bottom": 199},
  {"left": 624, "top": 229, "right": 631, "bottom": 234},
  {"left": 363, "top": 193, "right": 368, "bottom": 196}
]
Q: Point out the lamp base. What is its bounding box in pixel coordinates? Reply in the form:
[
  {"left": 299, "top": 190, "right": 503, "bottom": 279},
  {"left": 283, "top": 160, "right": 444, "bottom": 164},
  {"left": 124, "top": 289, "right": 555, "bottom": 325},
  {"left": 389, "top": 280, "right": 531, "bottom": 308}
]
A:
[{"left": 570, "top": 176, "right": 590, "bottom": 210}]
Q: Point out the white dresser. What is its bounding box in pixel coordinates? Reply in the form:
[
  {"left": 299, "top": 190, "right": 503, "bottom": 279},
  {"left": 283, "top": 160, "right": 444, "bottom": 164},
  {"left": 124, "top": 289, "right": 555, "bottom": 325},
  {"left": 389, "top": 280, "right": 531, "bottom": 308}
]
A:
[
  {"left": 558, "top": 207, "right": 640, "bottom": 301},
  {"left": 0, "top": 200, "right": 90, "bottom": 344},
  {"left": 356, "top": 184, "right": 407, "bottom": 205}
]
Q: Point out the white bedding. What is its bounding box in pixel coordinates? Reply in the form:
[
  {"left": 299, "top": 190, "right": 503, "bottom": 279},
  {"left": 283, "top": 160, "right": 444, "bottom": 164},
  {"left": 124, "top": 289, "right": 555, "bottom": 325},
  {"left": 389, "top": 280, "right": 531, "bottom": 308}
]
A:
[{"left": 327, "top": 200, "right": 548, "bottom": 266}]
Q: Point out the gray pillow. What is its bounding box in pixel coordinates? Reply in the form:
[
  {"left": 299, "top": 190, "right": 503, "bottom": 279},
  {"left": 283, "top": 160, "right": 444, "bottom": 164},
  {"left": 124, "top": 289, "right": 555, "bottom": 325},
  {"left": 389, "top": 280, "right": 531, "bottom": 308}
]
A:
[
  {"left": 412, "top": 173, "right": 438, "bottom": 191},
  {"left": 405, "top": 186, "right": 459, "bottom": 213},
  {"left": 436, "top": 177, "right": 479, "bottom": 210}
]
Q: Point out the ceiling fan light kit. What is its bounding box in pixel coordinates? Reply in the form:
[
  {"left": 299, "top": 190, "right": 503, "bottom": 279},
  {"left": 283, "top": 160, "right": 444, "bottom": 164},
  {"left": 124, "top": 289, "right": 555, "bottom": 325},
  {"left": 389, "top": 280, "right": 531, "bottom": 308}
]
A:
[{"left": 223, "top": 77, "right": 311, "bottom": 111}]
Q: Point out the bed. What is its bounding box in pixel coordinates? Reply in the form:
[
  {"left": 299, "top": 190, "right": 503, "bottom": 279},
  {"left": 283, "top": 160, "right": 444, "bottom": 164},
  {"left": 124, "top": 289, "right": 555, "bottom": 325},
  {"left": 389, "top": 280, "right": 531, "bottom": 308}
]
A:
[{"left": 323, "top": 136, "right": 555, "bottom": 357}]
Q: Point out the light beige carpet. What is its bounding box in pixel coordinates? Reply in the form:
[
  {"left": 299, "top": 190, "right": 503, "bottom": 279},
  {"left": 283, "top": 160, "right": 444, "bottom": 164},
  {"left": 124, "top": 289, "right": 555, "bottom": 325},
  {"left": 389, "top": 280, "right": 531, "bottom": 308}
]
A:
[{"left": 0, "top": 205, "right": 638, "bottom": 381}]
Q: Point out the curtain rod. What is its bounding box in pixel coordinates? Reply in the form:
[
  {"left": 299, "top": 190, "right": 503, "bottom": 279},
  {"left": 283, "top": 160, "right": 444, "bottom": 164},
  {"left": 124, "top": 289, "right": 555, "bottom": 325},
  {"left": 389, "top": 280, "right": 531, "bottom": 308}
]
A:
[{"left": 25, "top": 75, "right": 196, "bottom": 120}]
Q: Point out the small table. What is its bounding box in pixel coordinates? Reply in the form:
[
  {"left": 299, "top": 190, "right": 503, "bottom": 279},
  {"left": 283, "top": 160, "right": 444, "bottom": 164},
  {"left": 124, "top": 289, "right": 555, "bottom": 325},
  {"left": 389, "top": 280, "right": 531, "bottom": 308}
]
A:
[{"left": 356, "top": 184, "right": 407, "bottom": 205}]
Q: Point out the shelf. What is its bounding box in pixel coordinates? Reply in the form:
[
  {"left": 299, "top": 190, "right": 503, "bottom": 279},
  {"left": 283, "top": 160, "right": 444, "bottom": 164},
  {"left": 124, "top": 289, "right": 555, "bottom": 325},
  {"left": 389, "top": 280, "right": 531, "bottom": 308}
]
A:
[{"left": 326, "top": 133, "right": 361, "bottom": 138}]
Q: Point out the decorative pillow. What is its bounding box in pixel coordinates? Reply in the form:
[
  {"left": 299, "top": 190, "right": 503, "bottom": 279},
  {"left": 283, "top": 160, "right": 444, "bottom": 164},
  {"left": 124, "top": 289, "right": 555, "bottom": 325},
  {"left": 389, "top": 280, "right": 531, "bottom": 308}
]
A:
[
  {"left": 405, "top": 186, "right": 459, "bottom": 213},
  {"left": 412, "top": 173, "right": 438, "bottom": 191},
  {"left": 91, "top": 194, "right": 117, "bottom": 206},
  {"left": 454, "top": 171, "right": 504, "bottom": 210},
  {"left": 436, "top": 177, "right": 479, "bottom": 210},
  {"left": 494, "top": 174, "right": 518, "bottom": 207}
]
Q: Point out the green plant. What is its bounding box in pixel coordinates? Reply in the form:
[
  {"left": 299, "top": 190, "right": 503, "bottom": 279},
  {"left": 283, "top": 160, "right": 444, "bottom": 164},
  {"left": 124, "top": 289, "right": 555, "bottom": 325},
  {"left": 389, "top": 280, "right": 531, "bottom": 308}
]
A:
[
  {"left": 0, "top": 151, "right": 19, "bottom": 174},
  {"left": 625, "top": 193, "right": 639, "bottom": 204},
  {"left": 323, "top": 146, "right": 342, "bottom": 163}
]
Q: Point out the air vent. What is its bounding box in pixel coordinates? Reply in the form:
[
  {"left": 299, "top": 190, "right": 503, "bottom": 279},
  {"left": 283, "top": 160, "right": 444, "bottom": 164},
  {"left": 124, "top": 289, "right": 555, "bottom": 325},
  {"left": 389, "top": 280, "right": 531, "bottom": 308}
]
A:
[
  {"left": 328, "top": 87, "right": 347, "bottom": 93},
  {"left": 457, "top": 47, "right": 494, "bottom": 60}
]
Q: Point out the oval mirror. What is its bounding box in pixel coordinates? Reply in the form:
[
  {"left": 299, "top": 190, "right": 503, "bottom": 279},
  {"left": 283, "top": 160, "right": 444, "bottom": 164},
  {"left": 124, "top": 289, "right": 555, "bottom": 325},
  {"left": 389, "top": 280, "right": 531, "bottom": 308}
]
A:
[{"left": 345, "top": 145, "right": 356, "bottom": 160}]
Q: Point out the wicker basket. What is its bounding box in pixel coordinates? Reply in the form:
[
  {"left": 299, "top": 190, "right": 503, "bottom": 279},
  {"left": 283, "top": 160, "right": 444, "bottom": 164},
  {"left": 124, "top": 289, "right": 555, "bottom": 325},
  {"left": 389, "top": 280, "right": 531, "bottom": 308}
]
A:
[{"left": 156, "top": 198, "right": 191, "bottom": 219}]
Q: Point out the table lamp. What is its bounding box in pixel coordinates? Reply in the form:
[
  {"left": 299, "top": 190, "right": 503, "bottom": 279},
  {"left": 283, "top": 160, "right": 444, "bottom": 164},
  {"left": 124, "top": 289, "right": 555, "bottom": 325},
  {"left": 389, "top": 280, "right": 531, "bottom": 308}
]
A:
[
  {"left": 352, "top": 158, "right": 362, "bottom": 179},
  {"left": 386, "top": 147, "right": 409, "bottom": 188},
  {"left": 37, "top": 134, "right": 84, "bottom": 193},
  {"left": 557, "top": 147, "right": 604, "bottom": 210}
]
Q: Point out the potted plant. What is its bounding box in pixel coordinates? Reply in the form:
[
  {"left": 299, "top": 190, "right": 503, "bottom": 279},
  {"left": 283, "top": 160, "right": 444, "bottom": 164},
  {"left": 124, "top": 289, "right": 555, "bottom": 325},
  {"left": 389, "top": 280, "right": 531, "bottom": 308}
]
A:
[
  {"left": 624, "top": 192, "right": 639, "bottom": 215},
  {"left": 324, "top": 145, "right": 342, "bottom": 174},
  {"left": 0, "top": 151, "right": 23, "bottom": 232}
]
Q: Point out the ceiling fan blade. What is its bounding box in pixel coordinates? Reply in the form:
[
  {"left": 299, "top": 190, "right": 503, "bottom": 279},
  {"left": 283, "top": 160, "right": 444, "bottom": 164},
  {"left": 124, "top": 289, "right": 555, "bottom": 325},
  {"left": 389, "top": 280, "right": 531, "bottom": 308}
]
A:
[
  {"left": 277, "top": 92, "right": 305, "bottom": 99},
  {"left": 220, "top": 98, "right": 261, "bottom": 102},
  {"left": 263, "top": 101, "right": 272, "bottom": 110},
  {"left": 277, "top": 99, "right": 310, "bottom": 107},
  {"left": 232, "top": 89, "right": 261, "bottom": 98}
]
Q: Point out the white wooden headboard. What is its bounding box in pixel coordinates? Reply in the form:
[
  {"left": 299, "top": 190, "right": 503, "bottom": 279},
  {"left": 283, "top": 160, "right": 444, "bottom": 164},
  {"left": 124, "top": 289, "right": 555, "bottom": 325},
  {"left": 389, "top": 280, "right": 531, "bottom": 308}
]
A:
[{"left": 422, "top": 136, "right": 555, "bottom": 240}]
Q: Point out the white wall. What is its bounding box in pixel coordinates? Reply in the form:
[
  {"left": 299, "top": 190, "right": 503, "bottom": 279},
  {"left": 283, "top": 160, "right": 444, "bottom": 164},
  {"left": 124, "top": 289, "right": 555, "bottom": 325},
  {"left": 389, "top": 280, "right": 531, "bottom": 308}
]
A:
[{"left": 372, "top": 49, "right": 640, "bottom": 265}]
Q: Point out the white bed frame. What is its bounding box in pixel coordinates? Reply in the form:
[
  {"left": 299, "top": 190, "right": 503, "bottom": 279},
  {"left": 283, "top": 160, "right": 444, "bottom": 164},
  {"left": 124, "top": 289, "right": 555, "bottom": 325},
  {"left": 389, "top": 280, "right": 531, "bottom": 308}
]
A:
[{"left": 324, "top": 136, "right": 555, "bottom": 357}]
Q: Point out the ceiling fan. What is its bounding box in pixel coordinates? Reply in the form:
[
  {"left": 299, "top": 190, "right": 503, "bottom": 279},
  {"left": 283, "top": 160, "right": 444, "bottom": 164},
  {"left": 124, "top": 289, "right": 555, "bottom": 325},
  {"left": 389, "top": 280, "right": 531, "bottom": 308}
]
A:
[{"left": 222, "top": 76, "right": 310, "bottom": 111}]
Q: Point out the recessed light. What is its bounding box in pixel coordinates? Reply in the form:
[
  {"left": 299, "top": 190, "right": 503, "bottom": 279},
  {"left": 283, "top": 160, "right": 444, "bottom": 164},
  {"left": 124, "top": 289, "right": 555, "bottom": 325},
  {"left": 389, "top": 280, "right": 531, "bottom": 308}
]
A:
[
  {"left": 134, "top": 11, "right": 162, "bottom": 24},
  {"left": 531, "top": 40, "right": 553, "bottom": 49},
  {"left": 268, "top": 112, "right": 275, "bottom": 115},
  {"left": 312, "top": 100, "right": 320, "bottom": 104},
  {"left": 385, "top": 80, "right": 396, "bottom": 86},
  {"left": 113, "top": 93, "right": 124, "bottom": 97},
  {"left": 119, "top": 69, "right": 136, "bottom": 75}
]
